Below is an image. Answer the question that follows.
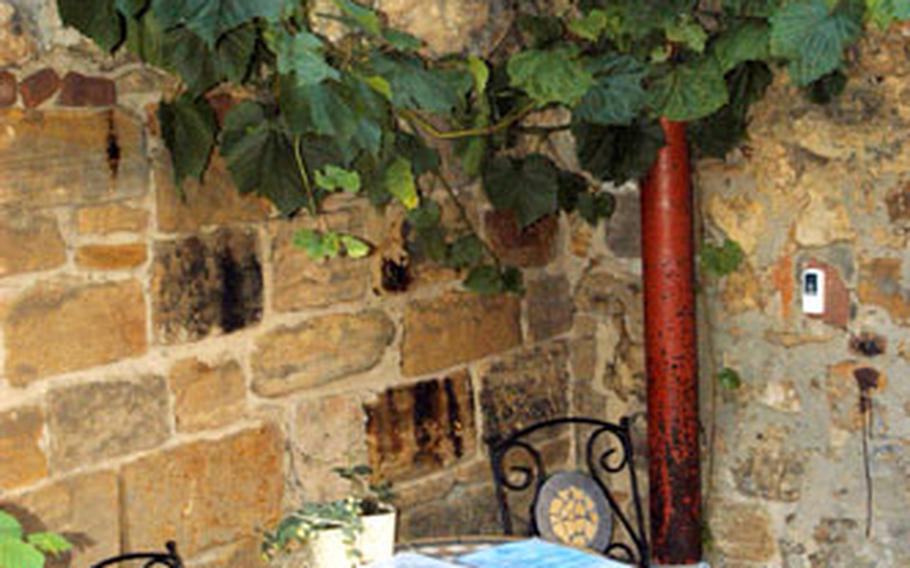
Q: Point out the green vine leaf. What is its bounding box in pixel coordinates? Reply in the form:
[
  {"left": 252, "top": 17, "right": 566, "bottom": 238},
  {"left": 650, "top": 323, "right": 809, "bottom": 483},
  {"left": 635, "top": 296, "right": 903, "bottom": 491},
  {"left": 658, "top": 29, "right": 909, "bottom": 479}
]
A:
[
  {"left": 573, "top": 119, "right": 665, "bottom": 184},
  {"left": 507, "top": 46, "right": 595, "bottom": 107},
  {"left": 58, "top": 0, "right": 124, "bottom": 52},
  {"left": 577, "top": 192, "right": 616, "bottom": 225},
  {"left": 717, "top": 367, "right": 743, "bottom": 390},
  {"left": 294, "top": 229, "right": 371, "bottom": 260},
  {"left": 158, "top": 93, "right": 217, "bottom": 188},
  {"left": 370, "top": 53, "right": 471, "bottom": 113},
  {"left": 516, "top": 14, "right": 564, "bottom": 48},
  {"left": 463, "top": 265, "right": 523, "bottom": 295},
  {"left": 0, "top": 511, "right": 22, "bottom": 540},
  {"left": 221, "top": 101, "right": 308, "bottom": 215},
  {"left": 333, "top": 0, "right": 382, "bottom": 36},
  {"left": 340, "top": 235, "right": 371, "bottom": 258},
  {"left": 273, "top": 30, "right": 340, "bottom": 86},
  {"left": 483, "top": 154, "right": 560, "bottom": 228},
  {"left": 26, "top": 533, "right": 72, "bottom": 556},
  {"left": 575, "top": 54, "right": 647, "bottom": 126},
  {"left": 665, "top": 15, "right": 708, "bottom": 53},
  {"left": 0, "top": 539, "right": 44, "bottom": 568},
  {"left": 152, "top": 23, "right": 255, "bottom": 93},
  {"left": 384, "top": 157, "right": 419, "bottom": 210},
  {"left": 280, "top": 78, "right": 358, "bottom": 145},
  {"left": 568, "top": 9, "right": 610, "bottom": 41},
  {"left": 866, "top": 0, "right": 910, "bottom": 28},
  {"left": 769, "top": 0, "right": 862, "bottom": 86},
  {"left": 151, "top": 0, "right": 284, "bottom": 48},
  {"left": 446, "top": 235, "right": 484, "bottom": 270},
  {"left": 712, "top": 21, "right": 771, "bottom": 73},
  {"left": 700, "top": 238, "right": 745, "bottom": 277},
  {"left": 315, "top": 165, "right": 361, "bottom": 193},
  {"left": 649, "top": 56, "right": 729, "bottom": 121}
]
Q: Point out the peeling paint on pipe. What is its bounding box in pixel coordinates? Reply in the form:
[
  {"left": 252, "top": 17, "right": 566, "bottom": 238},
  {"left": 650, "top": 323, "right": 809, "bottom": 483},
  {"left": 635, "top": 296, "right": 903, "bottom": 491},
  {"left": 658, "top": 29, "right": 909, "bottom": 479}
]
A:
[{"left": 640, "top": 118, "right": 702, "bottom": 564}]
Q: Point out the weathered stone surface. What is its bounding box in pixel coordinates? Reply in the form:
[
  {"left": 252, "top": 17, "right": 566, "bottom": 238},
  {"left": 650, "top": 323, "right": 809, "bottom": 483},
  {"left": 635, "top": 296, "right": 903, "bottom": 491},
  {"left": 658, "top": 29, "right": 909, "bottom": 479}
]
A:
[
  {"left": 377, "top": 0, "right": 494, "bottom": 56},
  {"left": 710, "top": 500, "right": 775, "bottom": 563},
  {"left": 0, "top": 70, "right": 15, "bottom": 106},
  {"left": 809, "top": 518, "right": 870, "bottom": 568},
  {"left": 122, "top": 425, "right": 283, "bottom": 557},
  {"left": 398, "top": 483, "right": 501, "bottom": 540},
  {"left": 402, "top": 291, "right": 521, "bottom": 377},
  {"left": 0, "top": 109, "right": 147, "bottom": 208},
  {"left": 849, "top": 331, "right": 887, "bottom": 357},
  {"left": 720, "top": 263, "right": 764, "bottom": 315},
  {"left": 270, "top": 206, "right": 370, "bottom": 312},
  {"left": 293, "top": 393, "right": 369, "bottom": 502},
  {"left": 169, "top": 358, "right": 246, "bottom": 433},
  {"left": 858, "top": 258, "right": 910, "bottom": 323},
  {"left": 1, "top": 470, "right": 120, "bottom": 566},
  {"left": 75, "top": 243, "right": 147, "bottom": 270},
  {"left": 189, "top": 539, "right": 262, "bottom": 568},
  {"left": 19, "top": 68, "right": 59, "bottom": 108},
  {"left": 0, "top": 2, "right": 35, "bottom": 66},
  {"left": 0, "top": 210, "right": 66, "bottom": 277},
  {"left": 794, "top": 169, "right": 856, "bottom": 247},
  {"left": 604, "top": 191, "right": 641, "bottom": 258},
  {"left": 0, "top": 406, "right": 47, "bottom": 491},
  {"left": 366, "top": 371, "right": 477, "bottom": 482},
  {"left": 47, "top": 377, "right": 169, "bottom": 471},
  {"left": 58, "top": 72, "right": 116, "bottom": 107},
  {"left": 886, "top": 181, "right": 910, "bottom": 224},
  {"left": 3, "top": 279, "right": 147, "bottom": 385},
  {"left": 76, "top": 202, "right": 148, "bottom": 234},
  {"left": 575, "top": 271, "right": 644, "bottom": 341},
  {"left": 484, "top": 211, "right": 557, "bottom": 267},
  {"left": 152, "top": 230, "right": 263, "bottom": 344},
  {"left": 825, "top": 360, "right": 884, "bottom": 433},
  {"left": 704, "top": 189, "right": 766, "bottom": 256},
  {"left": 155, "top": 152, "right": 270, "bottom": 233},
  {"left": 759, "top": 380, "right": 802, "bottom": 413},
  {"left": 479, "top": 342, "right": 570, "bottom": 442},
  {"left": 526, "top": 275, "right": 574, "bottom": 341},
  {"left": 732, "top": 433, "right": 805, "bottom": 502},
  {"left": 253, "top": 310, "right": 395, "bottom": 397}
]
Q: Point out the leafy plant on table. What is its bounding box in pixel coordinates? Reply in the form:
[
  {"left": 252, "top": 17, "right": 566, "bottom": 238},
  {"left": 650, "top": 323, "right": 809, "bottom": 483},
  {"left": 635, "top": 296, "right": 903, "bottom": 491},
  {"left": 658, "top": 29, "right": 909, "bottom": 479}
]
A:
[
  {"left": 0, "top": 510, "right": 72, "bottom": 568},
  {"left": 261, "top": 465, "right": 394, "bottom": 563},
  {"left": 56, "top": 0, "right": 910, "bottom": 295}
]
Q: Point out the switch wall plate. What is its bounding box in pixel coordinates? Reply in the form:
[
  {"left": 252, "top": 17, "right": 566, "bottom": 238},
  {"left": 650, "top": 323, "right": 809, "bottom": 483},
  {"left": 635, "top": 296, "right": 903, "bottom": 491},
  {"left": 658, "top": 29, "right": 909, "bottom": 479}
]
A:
[{"left": 802, "top": 268, "right": 825, "bottom": 315}]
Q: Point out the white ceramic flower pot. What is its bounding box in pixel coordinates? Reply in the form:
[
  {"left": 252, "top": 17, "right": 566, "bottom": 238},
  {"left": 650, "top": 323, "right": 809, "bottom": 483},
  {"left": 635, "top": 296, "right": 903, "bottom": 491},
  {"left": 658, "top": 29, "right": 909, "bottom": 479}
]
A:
[
  {"left": 292, "top": 507, "right": 397, "bottom": 568},
  {"left": 357, "top": 507, "right": 397, "bottom": 565}
]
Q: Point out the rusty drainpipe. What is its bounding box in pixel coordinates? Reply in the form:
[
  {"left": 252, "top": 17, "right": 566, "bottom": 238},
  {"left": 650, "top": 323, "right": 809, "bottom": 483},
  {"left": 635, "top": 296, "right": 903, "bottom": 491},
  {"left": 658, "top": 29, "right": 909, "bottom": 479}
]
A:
[{"left": 640, "top": 118, "right": 703, "bottom": 566}]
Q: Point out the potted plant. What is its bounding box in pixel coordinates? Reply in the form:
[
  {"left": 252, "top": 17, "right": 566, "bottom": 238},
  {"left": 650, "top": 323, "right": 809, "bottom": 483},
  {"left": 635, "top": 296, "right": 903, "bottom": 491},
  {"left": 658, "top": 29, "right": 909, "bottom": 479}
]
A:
[
  {"left": 0, "top": 509, "right": 72, "bottom": 568},
  {"left": 263, "top": 465, "right": 396, "bottom": 568}
]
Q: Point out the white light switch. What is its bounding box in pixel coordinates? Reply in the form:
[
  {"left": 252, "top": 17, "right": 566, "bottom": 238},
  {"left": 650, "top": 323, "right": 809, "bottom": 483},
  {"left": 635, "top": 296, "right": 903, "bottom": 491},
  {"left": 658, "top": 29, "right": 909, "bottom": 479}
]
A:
[{"left": 802, "top": 268, "right": 825, "bottom": 315}]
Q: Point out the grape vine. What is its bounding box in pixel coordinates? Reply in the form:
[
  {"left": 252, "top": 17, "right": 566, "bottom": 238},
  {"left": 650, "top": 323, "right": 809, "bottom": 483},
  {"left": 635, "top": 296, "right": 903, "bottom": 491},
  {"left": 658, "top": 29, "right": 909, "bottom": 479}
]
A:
[{"left": 56, "top": 0, "right": 910, "bottom": 293}]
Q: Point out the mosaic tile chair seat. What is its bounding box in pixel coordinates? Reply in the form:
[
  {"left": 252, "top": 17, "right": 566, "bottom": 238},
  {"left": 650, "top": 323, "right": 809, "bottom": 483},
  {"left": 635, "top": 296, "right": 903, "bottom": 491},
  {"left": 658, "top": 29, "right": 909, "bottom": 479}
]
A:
[
  {"left": 90, "top": 541, "right": 184, "bottom": 568},
  {"left": 486, "top": 417, "right": 649, "bottom": 567}
]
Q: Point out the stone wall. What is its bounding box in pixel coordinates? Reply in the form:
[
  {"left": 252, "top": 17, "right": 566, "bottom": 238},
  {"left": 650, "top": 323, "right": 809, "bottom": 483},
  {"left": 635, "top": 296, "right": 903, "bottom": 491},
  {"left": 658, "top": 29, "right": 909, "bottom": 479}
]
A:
[{"left": 0, "top": 1, "right": 582, "bottom": 567}]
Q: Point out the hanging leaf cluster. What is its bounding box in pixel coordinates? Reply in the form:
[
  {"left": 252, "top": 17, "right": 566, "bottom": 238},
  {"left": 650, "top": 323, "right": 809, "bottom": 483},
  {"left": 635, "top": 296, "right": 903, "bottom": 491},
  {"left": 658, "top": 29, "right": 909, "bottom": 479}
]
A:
[{"left": 56, "top": 0, "right": 909, "bottom": 292}]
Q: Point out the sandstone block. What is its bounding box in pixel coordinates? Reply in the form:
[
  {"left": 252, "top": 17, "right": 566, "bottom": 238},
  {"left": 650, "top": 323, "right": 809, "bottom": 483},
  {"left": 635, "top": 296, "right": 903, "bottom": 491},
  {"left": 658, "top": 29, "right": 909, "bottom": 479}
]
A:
[
  {"left": 398, "top": 483, "right": 500, "bottom": 541},
  {"left": 75, "top": 243, "right": 147, "bottom": 270},
  {"left": 154, "top": 152, "right": 270, "bottom": 233},
  {"left": 76, "top": 202, "right": 148, "bottom": 234},
  {"left": 3, "top": 279, "right": 147, "bottom": 385},
  {"left": 710, "top": 500, "right": 775, "bottom": 562},
  {"left": 294, "top": 393, "right": 368, "bottom": 502},
  {"left": 575, "top": 271, "right": 644, "bottom": 341},
  {"left": 121, "top": 425, "right": 283, "bottom": 557},
  {"left": 526, "top": 275, "right": 573, "bottom": 341},
  {"left": 0, "top": 70, "right": 15, "bottom": 106},
  {"left": 365, "top": 371, "right": 476, "bottom": 482},
  {"left": 479, "top": 342, "right": 570, "bottom": 442},
  {"left": 377, "top": 0, "right": 493, "bottom": 56},
  {"left": 151, "top": 229, "right": 263, "bottom": 344},
  {"left": 604, "top": 191, "right": 641, "bottom": 258},
  {"left": 270, "top": 206, "right": 370, "bottom": 312},
  {"left": 0, "top": 109, "right": 147, "bottom": 208},
  {"left": 484, "top": 211, "right": 557, "bottom": 267},
  {"left": 0, "top": 470, "right": 119, "bottom": 566},
  {"left": 48, "top": 377, "right": 169, "bottom": 471},
  {"left": 858, "top": 258, "right": 910, "bottom": 323},
  {"left": 19, "top": 68, "right": 59, "bottom": 108},
  {"left": 402, "top": 291, "right": 520, "bottom": 377},
  {"left": 189, "top": 539, "right": 262, "bottom": 568},
  {"left": 886, "top": 181, "right": 910, "bottom": 224},
  {"left": 732, "top": 434, "right": 805, "bottom": 502},
  {"left": 168, "top": 358, "right": 246, "bottom": 433},
  {"left": 0, "top": 210, "right": 66, "bottom": 277},
  {"left": 0, "top": 2, "right": 35, "bottom": 66},
  {"left": 0, "top": 406, "right": 47, "bottom": 491},
  {"left": 58, "top": 72, "right": 116, "bottom": 107},
  {"left": 252, "top": 310, "right": 395, "bottom": 397}
]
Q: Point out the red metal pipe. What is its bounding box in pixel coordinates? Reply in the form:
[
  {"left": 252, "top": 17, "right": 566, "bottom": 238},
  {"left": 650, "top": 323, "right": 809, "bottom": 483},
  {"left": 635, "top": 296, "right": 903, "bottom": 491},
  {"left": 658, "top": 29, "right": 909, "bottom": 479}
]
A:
[{"left": 640, "top": 118, "right": 701, "bottom": 564}]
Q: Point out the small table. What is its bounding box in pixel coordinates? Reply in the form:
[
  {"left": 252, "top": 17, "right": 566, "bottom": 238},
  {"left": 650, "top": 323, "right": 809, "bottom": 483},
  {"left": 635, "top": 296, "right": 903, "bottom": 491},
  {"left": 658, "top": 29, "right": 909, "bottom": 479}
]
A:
[{"left": 396, "top": 535, "right": 520, "bottom": 563}]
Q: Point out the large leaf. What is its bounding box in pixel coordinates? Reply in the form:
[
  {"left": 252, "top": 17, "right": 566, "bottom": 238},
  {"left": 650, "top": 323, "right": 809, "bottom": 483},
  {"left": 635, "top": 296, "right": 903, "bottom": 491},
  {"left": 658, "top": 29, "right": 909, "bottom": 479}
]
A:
[
  {"left": 0, "top": 512, "right": 22, "bottom": 540},
  {"left": 158, "top": 93, "right": 217, "bottom": 187},
  {"left": 770, "top": 0, "right": 862, "bottom": 86},
  {"left": 866, "top": 0, "right": 910, "bottom": 28},
  {"left": 712, "top": 21, "right": 771, "bottom": 73},
  {"left": 0, "top": 539, "right": 43, "bottom": 568},
  {"left": 370, "top": 54, "right": 471, "bottom": 113},
  {"left": 280, "top": 78, "right": 358, "bottom": 145},
  {"left": 507, "top": 46, "right": 595, "bottom": 107},
  {"left": 315, "top": 165, "right": 361, "bottom": 193},
  {"left": 568, "top": 9, "right": 611, "bottom": 41},
  {"left": 274, "top": 30, "right": 340, "bottom": 86},
  {"left": 575, "top": 54, "right": 647, "bottom": 126},
  {"left": 483, "top": 154, "right": 560, "bottom": 228},
  {"left": 157, "top": 24, "right": 255, "bottom": 93},
  {"left": 26, "top": 533, "right": 72, "bottom": 556},
  {"left": 573, "top": 119, "right": 665, "bottom": 184},
  {"left": 384, "top": 157, "right": 419, "bottom": 210},
  {"left": 152, "top": 0, "right": 284, "bottom": 47},
  {"left": 722, "top": 0, "right": 781, "bottom": 17},
  {"left": 333, "top": 0, "right": 382, "bottom": 36},
  {"left": 58, "top": 0, "right": 124, "bottom": 51},
  {"left": 665, "top": 16, "right": 708, "bottom": 53},
  {"left": 648, "top": 56, "right": 729, "bottom": 121},
  {"left": 221, "top": 102, "right": 308, "bottom": 215}
]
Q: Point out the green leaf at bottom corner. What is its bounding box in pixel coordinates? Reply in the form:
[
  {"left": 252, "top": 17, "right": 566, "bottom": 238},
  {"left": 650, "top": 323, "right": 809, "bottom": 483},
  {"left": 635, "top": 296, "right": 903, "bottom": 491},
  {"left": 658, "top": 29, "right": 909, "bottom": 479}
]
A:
[
  {"left": 0, "top": 539, "right": 44, "bottom": 568},
  {"left": 717, "top": 367, "right": 742, "bottom": 390},
  {"left": 384, "top": 157, "right": 419, "bottom": 210}
]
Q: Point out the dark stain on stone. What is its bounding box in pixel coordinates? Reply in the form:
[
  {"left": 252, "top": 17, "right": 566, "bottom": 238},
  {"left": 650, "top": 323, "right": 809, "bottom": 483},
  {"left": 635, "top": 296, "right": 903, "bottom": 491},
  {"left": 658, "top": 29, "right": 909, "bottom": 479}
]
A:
[
  {"left": 886, "top": 182, "right": 910, "bottom": 223},
  {"left": 413, "top": 380, "right": 444, "bottom": 468},
  {"left": 218, "top": 239, "right": 263, "bottom": 333},
  {"left": 443, "top": 377, "right": 464, "bottom": 458},
  {"left": 381, "top": 257, "right": 411, "bottom": 292},
  {"left": 105, "top": 110, "right": 120, "bottom": 178},
  {"left": 853, "top": 367, "right": 879, "bottom": 392},
  {"left": 849, "top": 332, "right": 887, "bottom": 357}
]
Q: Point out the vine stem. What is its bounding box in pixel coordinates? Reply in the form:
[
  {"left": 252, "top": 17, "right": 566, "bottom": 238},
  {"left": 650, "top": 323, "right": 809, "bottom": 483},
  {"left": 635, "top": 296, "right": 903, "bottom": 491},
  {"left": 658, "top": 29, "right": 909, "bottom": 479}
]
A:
[
  {"left": 432, "top": 171, "right": 502, "bottom": 270},
  {"left": 399, "top": 101, "right": 537, "bottom": 141},
  {"left": 293, "top": 134, "right": 329, "bottom": 232}
]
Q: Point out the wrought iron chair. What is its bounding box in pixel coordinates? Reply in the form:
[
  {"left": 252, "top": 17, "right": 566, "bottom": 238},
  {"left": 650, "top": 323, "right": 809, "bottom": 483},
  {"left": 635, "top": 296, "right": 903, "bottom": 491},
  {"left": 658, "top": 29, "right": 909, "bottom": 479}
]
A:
[
  {"left": 90, "top": 541, "right": 184, "bottom": 568},
  {"left": 486, "top": 417, "right": 649, "bottom": 567}
]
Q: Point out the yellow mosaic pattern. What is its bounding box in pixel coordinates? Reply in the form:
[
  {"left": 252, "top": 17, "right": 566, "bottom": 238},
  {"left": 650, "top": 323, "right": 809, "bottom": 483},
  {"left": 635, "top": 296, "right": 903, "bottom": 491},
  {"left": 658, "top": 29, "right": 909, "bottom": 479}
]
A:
[{"left": 547, "top": 486, "right": 599, "bottom": 547}]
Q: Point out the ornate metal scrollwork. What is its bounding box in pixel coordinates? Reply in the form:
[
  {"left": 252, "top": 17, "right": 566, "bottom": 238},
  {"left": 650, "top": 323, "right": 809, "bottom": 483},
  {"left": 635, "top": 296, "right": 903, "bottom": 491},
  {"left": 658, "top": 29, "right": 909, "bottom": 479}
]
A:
[{"left": 90, "top": 541, "right": 183, "bottom": 568}]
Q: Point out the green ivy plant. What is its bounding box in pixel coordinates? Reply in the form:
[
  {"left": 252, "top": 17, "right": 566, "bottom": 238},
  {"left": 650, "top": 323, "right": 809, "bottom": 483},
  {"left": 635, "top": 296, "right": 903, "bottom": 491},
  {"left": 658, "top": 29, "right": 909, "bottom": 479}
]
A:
[
  {"left": 56, "top": 0, "right": 910, "bottom": 293},
  {"left": 0, "top": 510, "right": 72, "bottom": 568}
]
